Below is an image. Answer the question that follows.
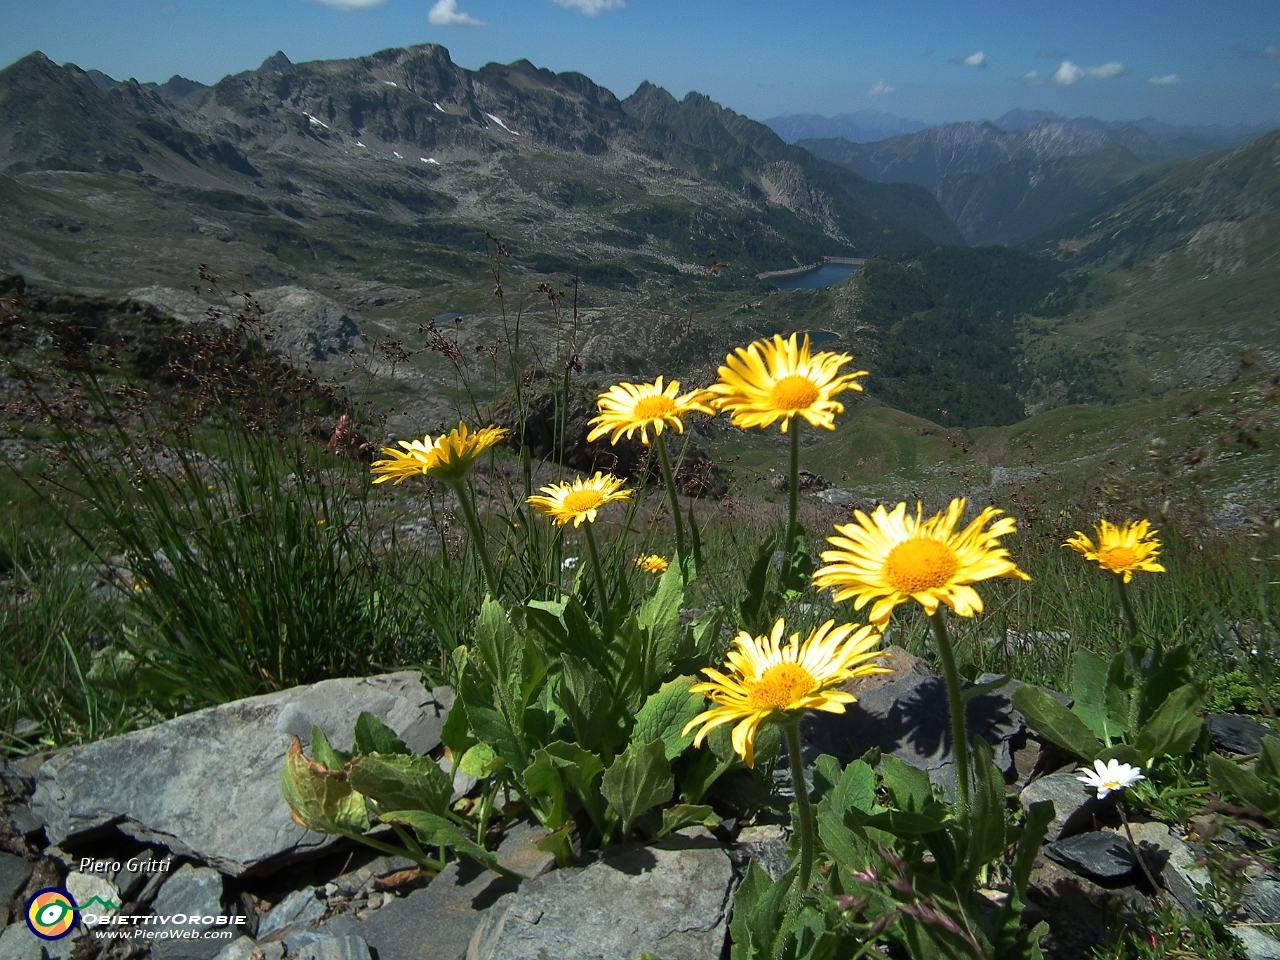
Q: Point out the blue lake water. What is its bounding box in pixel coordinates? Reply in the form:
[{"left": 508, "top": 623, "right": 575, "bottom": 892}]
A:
[
  {"left": 770, "top": 263, "right": 857, "bottom": 291},
  {"left": 433, "top": 312, "right": 465, "bottom": 323},
  {"left": 768, "top": 330, "right": 839, "bottom": 347}
]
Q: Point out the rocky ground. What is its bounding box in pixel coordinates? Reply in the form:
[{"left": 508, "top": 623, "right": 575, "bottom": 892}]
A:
[{"left": 2, "top": 656, "right": 1279, "bottom": 960}]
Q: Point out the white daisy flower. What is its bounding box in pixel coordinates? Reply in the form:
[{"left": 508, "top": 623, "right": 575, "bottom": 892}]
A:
[{"left": 1077, "top": 758, "right": 1145, "bottom": 800}]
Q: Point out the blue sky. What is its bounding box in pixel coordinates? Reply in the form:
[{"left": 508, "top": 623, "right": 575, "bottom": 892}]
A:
[{"left": 3, "top": 0, "right": 1279, "bottom": 127}]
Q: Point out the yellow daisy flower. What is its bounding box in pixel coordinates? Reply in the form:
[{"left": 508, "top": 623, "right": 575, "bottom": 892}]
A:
[
  {"left": 587, "top": 376, "right": 715, "bottom": 447},
  {"left": 1064, "top": 519, "right": 1166, "bottom": 583},
  {"left": 706, "top": 333, "right": 867, "bottom": 433},
  {"left": 635, "top": 554, "right": 669, "bottom": 574},
  {"left": 370, "top": 422, "right": 506, "bottom": 488},
  {"left": 527, "top": 472, "right": 631, "bottom": 527},
  {"left": 812, "top": 499, "right": 1030, "bottom": 627},
  {"left": 682, "top": 618, "right": 889, "bottom": 767}
]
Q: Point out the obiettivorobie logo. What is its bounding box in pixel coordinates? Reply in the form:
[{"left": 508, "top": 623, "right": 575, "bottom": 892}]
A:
[{"left": 26, "top": 888, "right": 120, "bottom": 940}]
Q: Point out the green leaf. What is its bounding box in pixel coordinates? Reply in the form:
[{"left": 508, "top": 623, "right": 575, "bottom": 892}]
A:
[
  {"left": 458, "top": 742, "right": 504, "bottom": 779},
  {"left": 738, "top": 537, "right": 775, "bottom": 634},
  {"left": 687, "top": 502, "right": 703, "bottom": 583},
  {"left": 816, "top": 798, "right": 872, "bottom": 874},
  {"left": 962, "top": 738, "right": 1008, "bottom": 881},
  {"left": 633, "top": 676, "right": 705, "bottom": 760},
  {"left": 863, "top": 810, "right": 947, "bottom": 836},
  {"left": 657, "top": 804, "right": 718, "bottom": 838},
  {"left": 1105, "top": 647, "right": 1137, "bottom": 736},
  {"left": 352, "top": 712, "right": 409, "bottom": 757},
  {"left": 377, "top": 809, "right": 508, "bottom": 875},
  {"left": 961, "top": 673, "right": 1012, "bottom": 704},
  {"left": 1096, "top": 743, "right": 1143, "bottom": 767},
  {"left": 346, "top": 752, "right": 453, "bottom": 816},
  {"left": 1070, "top": 650, "right": 1111, "bottom": 741},
  {"left": 522, "top": 741, "right": 605, "bottom": 832},
  {"left": 1256, "top": 735, "right": 1280, "bottom": 785},
  {"left": 680, "top": 724, "right": 739, "bottom": 804},
  {"left": 601, "top": 738, "right": 674, "bottom": 837},
  {"left": 555, "top": 654, "right": 625, "bottom": 761},
  {"left": 1135, "top": 644, "right": 1193, "bottom": 730},
  {"left": 729, "top": 861, "right": 796, "bottom": 960},
  {"left": 535, "top": 822, "right": 576, "bottom": 868},
  {"left": 460, "top": 671, "right": 526, "bottom": 776},
  {"left": 1208, "top": 754, "right": 1280, "bottom": 812},
  {"left": 831, "top": 759, "right": 876, "bottom": 816},
  {"left": 280, "top": 736, "right": 369, "bottom": 836},
  {"left": 812, "top": 754, "right": 844, "bottom": 800},
  {"left": 1134, "top": 684, "right": 1204, "bottom": 761},
  {"left": 881, "top": 755, "right": 933, "bottom": 812},
  {"left": 1008, "top": 800, "right": 1054, "bottom": 910},
  {"left": 1011, "top": 684, "right": 1103, "bottom": 761},
  {"left": 439, "top": 700, "right": 476, "bottom": 769},
  {"left": 638, "top": 562, "right": 683, "bottom": 672},
  {"left": 473, "top": 596, "right": 519, "bottom": 687},
  {"left": 309, "top": 725, "right": 349, "bottom": 771}
]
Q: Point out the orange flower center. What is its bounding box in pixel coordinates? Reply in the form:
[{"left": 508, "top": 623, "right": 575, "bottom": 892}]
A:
[
  {"left": 769, "top": 375, "right": 820, "bottom": 412},
  {"left": 632, "top": 395, "right": 677, "bottom": 420},
  {"left": 562, "top": 489, "right": 605, "bottom": 515},
  {"left": 883, "top": 538, "right": 960, "bottom": 594},
  {"left": 1100, "top": 546, "right": 1137, "bottom": 571},
  {"left": 745, "top": 662, "right": 817, "bottom": 711}
]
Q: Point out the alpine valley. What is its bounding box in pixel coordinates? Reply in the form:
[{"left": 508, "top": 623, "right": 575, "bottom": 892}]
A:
[{"left": 1, "top": 44, "right": 1277, "bottom": 520}]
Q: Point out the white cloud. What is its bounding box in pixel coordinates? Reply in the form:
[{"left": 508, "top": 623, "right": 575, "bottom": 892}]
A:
[
  {"left": 1148, "top": 74, "right": 1179, "bottom": 86},
  {"left": 868, "top": 80, "right": 894, "bottom": 97},
  {"left": 1052, "top": 60, "right": 1124, "bottom": 85},
  {"left": 964, "top": 51, "right": 987, "bottom": 68},
  {"left": 1021, "top": 70, "right": 1043, "bottom": 86},
  {"left": 428, "top": 0, "right": 485, "bottom": 26},
  {"left": 304, "top": 0, "right": 384, "bottom": 8},
  {"left": 551, "top": 0, "right": 625, "bottom": 14}
]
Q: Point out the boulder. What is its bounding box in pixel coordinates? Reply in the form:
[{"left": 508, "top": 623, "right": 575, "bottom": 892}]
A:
[
  {"left": 1043, "top": 831, "right": 1135, "bottom": 881},
  {"left": 254, "top": 287, "right": 361, "bottom": 362},
  {"left": 151, "top": 863, "right": 226, "bottom": 960},
  {"left": 1235, "top": 926, "right": 1280, "bottom": 960},
  {"left": 1124, "top": 821, "right": 1209, "bottom": 913},
  {"left": 1243, "top": 878, "right": 1280, "bottom": 924},
  {"left": 1206, "top": 714, "right": 1277, "bottom": 755},
  {"left": 466, "top": 834, "right": 734, "bottom": 960},
  {"left": 0, "top": 918, "right": 82, "bottom": 960},
  {"left": 1019, "top": 771, "right": 1102, "bottom": 842},
  {"left": 32, "top": 673, "right": 453, "bottom": 877}
]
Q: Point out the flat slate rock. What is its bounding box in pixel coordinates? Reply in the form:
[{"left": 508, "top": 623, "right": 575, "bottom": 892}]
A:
[
  {"left": 1244, "top": 878, "right": 1280, "bottom": 924},
  {"left": 151, "top": 864, "right": 226, "bottom": 960},
  {"left": 803, "top": 674, "right": 1024, "bottom": 790},
  {"left": 1020, "top": 771, "right": 1103, "bottom": 842},
  {"left": 0, "top": 852, "right": 34, "bottom": 906},
  {"left": 1206, "top": 714, "right": 1278, "bottom": 755},
  {"left": 1044, "top": 831, "right": 1135, "bottom": 880},
  {"left": 1236, "top": 926, "right": 1280, "bottom": 960},
  {"left": 1125, "top": 821, "right": 1209, "bottom": 913},
  {"left": 467, "top": 835, "right": 733, "bottom": 960},
  {"left": 31, "top": 673, "right": 452, "bottom": 877}
]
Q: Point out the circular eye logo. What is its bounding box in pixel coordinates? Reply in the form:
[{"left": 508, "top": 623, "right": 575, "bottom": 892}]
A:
[{"left": 26, "top": 888, "right": 78, "bottom": 940}]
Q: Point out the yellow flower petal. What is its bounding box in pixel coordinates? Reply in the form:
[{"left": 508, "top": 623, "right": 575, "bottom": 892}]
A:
[
  {"left": 370, "top": 422, "right": 506, "bottom": 487},
  {"left": 1064, "top": 519, "right": 1165, "bottom": 583},
  {"left": 587, "top": 376, "right": 715, "bottom": 447},
  {"left": 526, "top": 472, "right": 631, "bottom": 527}
]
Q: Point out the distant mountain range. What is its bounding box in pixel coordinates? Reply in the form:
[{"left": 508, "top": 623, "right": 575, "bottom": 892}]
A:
[
  {"left": 797, "top": 113, "right": 1276, "bottom": 245},
  {"left": 0, "top": 46, "right": 964, "bottom": 301},
  {"left": 765, "top": 110, "right": 929, "bottom": 144}
]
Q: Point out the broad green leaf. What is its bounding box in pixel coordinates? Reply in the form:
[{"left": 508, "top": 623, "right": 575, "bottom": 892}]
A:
[
  {"left": 1208, "top": 754, "right": 1280, "bottom": 812},
  {"left": 601, "top": 738, "right": 674, "bottom": 836},
  {"left": 458, "top": 742, "right": 504, "bottom": 779},
  {"left": 863, "top": 810, "right": 947, "bottom": 836},
  {"left": 1070, "top": 650, "right": 1111, "bottom": 741},
  {"left": 1257, "top": 735, "right": 1280, "bottom": 785},
  {"left": 738, "top": 537, "right": 775, "bottom": 634},
  {"left": 460, "top": 671, "right": 526, "bottom": 775},
  {"left": 1134, "top": 684, "right": 1204, "bottom": 760},
  {"left": 831, "top": 759, "right": 876, "bottom": 816},
  {"left": 352, "top": 713, "right": 409, "bottom": 757},
  {"left": 962, "top": 738, "right": 1008, "bottom": 881},
  {"left": 638, "top": 562, "right": 683, "bottom": 672},
  {"left": 657, "top": 804, "right": 718, "bottom": 837},
  {"left": 1008, "top": 800, "right": 1054, "bottom": 911},
  {"left": 280, "top": 736, "right": 369, "bottom": 836},
  {"left": 811, "top": 754, "right": 844, "bottom": 800},
  {"left": 1105, "top": 648, "right": 1136, "bottom": 736},
  {"left": 681, "top": 607, "right": 724, "bottom": 666},
  {"left": 377, "top": 809, "right": 506, "bottom": 875},
  {"left": 534, "top": 822, "right": 575, "bottom": 868},
  {"left": 1135, "top": 643, "right": 1193, "bottom": 729},
  {"left": 439, "top": 700, "right": 476, "bottom": 768},
  {"left": 881, "top": 755, "right": 933, "bottom": 812},
  {"left": 1096, "top": 743, "right": 1143, "bottom": 767},
  {"left": 633, "top": 676, "right": 705, "bottom": 760},
  {"left": 346, "top": 752, "right": 452, "bottom": 816},
  {"left": 522, "top": 741, "right": 605, "bottom": 831},
  {"left": 816, "top": 793, "right": 873, "bottom": 874},
  {"left": 309, "top": 725, "right": 348, "bottom": 771},
  {"left": 473, "top": 596, "right": 519, "bottom": 687},
  {"left": 729, "top": 861, "right": 796, "bottom": 960},
  {"left": 1011, "top": 684, "right": 1102, "bottom": 761},
  {"left": 680, "top": 724, "right": 738, "bottom": 804},
  {"left": 555, "top": 654, "right": 624, "bottom": 761}
]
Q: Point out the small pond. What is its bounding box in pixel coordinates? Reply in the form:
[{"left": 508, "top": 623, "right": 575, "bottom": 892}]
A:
[{"left": 770, "top": 263, "right": 858, "bottom": 291}]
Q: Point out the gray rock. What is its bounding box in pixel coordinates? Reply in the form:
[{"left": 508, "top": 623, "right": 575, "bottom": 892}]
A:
[
  {"left": 151, "top": 864, "right": 225, "bottom": 960},
  {"left": 1244, "top": 879, "right": 1280, "bottom": 923},
  {"left": 1044, "top": 831, "right": 1135, "bottom": 880},
  {"left": 0, "top": 919, "right": 81, "bottom": 960},
  {"left": 1206, "top": 714, "right": 1278, "bottom": 755},
  {"left": 0, "top": 852, "right": 34, "bottom": 906},
  {"left": 5, "top": 804, "right": 43, "bottom": 841},
  {"left": 114, "top": 849, "right": 170, "bottom": 901},
  {"left": 65, "top": 872, "right": 120, "bottom": 917},
  {"left": 292, "top": 936, "right": 372, "bottom": 960},
  {"left": 1125, "top": 821, "right": 1210, "bottom": 913},
  {"left": 804, "top": 674, "right": 1025, "bottom": 793},
  {"left": 467, "top": 835, "right": 734, "bottom": 960},
  {"left": 736, "top": 840, "right": 790, "bottom": 882},
  {"left": 32, "top": 672, "right": 452, "bottom": 876},
  {"left": 254, "top": 287, "right": 362, "bottom": 362},
  {"left": 0, "top": 760, "right": 36, "bottom": 797},
  {"left": 257, "top": 887, "right": 325, "bottom": 940},
  {"left": 1236, "top": 927, "right": 1280, "bottom": 960},
  {"left": 334, "top": 855, "right": 418, "bottom": 897},
  {"left": 1020, "top": 771, "right": 1101, "bottom": 842},
  {"left": 213, "top": 940, "right": 284, "bottom": 960}
]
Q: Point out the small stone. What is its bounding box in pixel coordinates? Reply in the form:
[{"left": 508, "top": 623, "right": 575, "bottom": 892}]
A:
[
  {"left": 1244, "top": 878, "right": 1280, "bottom": 923},
  {"left": 257, "top": 887, "right": 325, "bottom": 940},
  {"left": 335, "top": 855, "right": 418, "bottom": 897},
  {"left": 735, "top": 825, "right": 785, "bottom": 843},
  {"left": 1044, "top": 831, "right": 1135, "bottom": 880},
  {"left": 323, "top": 882, "right": 339, "bottom": 898},
  {"left": 736, "top": 839, "right": 790, "bottom": 882},
  {"left": 1124, "top": 821, "right": 1210, "bottom": 913},
  {"left": 365, "top": 893, "right": 382, "bottom": 910},
  {"left": 1207, "top": 714, "right": 1278, "bottom": 755},
  {"left": 151, "top": 863, "right": 226, "bottom": 960},
  {"left": 5, "top": 804, "right": 43, "bottom": 840},
  {"left": 1020, "top": 770, "right": 1102, "bottom": 842},
  {"left": 1235, "top": 926, "right": 1280, "bottom": 960},
  {"left": 292, "top": 935, "right": 372, "bottom": 960},
  {"left": 113, "top": 849, "right": 168, "bottom": 901},
  {"left": 0, "top": 917, "right": 80, "bottom": 960},
  {"left": 65, "top": 872, "right": 121, "bottom": 917},
  {"left": 0, "top": 852, "right": 35, "bottom": 906}
]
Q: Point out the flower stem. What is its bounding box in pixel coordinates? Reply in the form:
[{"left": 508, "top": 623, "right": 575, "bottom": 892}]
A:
[
  {"left": 583, "top": 521, "right": 609, "bottom": 611},
  {"left": 654, "top": 431, "right": 687, "bottom": 580},
  {"left": 1118, "top": 802, "right": 1161, "bottom": 893},
  {"left": 929, "top": 609, "right": 970, "bottom": 819},
  {"left": 1115, "top": 574, "right": 1140, "bottom": 642},
  {"left": 784, "top": 719, "right": 816, "bottom": 898},
  {"left": 453, "top": 481, "right": 499, "bottom": 598},
  {"left": 786, "top": 421, "right": 800, "bottom": 559}
]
